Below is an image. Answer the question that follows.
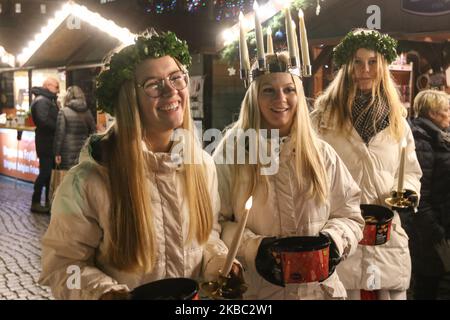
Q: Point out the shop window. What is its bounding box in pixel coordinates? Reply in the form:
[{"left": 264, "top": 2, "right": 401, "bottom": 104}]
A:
[{"left": 0, "top": 72, "right": 15, "bottom": 110}]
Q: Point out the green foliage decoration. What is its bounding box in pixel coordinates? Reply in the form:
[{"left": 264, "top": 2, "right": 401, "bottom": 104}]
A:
[
  {"left": 96, "top": 30, "right": 191, "bottom": 116},
  {"left": 333, "top": 29, "right": 398, "bottom": 68}
]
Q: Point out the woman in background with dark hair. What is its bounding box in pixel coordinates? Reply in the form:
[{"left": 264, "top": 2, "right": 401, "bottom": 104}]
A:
[{"left": 53, "top": 85, "right": 96, "bottom": 170}]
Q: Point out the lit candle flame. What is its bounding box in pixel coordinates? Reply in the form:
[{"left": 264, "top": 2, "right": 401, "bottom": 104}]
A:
[
  {"left": 221, "top": 196, "right": 253, "bottom": 277},
  {"left": 239, "top": 11, "right": 244, "bottom": 22},
  {"left": 298, "top": 8, "right": 304, "bottom": 18},
  {"left": 245, "top": 196, "right": 253, "bottom": 210}
]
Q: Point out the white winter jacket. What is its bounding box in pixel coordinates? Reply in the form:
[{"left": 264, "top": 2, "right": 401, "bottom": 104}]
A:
[
  {"left": 214, "top": 133, "right": 364, "bottom": 299},
  {"left": 39, "top": 139, "right": 229, "bottom": 299},
  {"left": 311, "top": 107, "right": 422, "bottom": 291}
]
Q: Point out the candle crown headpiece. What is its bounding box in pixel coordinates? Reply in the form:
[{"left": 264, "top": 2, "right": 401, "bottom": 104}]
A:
[
  {"left": 96, "top": 29, "right": 191, "bottom": 116},
  {"left": 333, "top": 29, "right": 398, "bottom": 68},
  {"left": 238, "top": 7, "right": 311, "bottom": 87},
  {"left": 251, "top": 53, "right": 301, "bottom": 81}
]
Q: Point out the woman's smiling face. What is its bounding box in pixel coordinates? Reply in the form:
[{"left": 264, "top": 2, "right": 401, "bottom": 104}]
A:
[
  {"left": 135, "top": 56, "right": 188, "bottom": 135},
  {"left": 257, "top": 72, "right": 298, "bottom": 137}
]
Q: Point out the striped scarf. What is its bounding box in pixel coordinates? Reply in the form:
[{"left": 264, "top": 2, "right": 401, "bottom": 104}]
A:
[{"left": 351, "top": 91, "right": 390, "bottom": 144}]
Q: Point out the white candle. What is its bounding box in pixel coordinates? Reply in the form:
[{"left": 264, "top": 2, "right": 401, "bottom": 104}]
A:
[
  {"left": 292, "top": 21, "right": 300, "bottom": 67},
  {"left": 221, "top": 196, "right": 253, "bottom": 277},
  {"left": 397, "top": 139, "right": 407, "bottom": 193},
  {"left": 298, "top": 9, "right": 311, "bottom": 67},
  {"left": 239, "top": 12, "right": 251, "bottom": 71},
  {"left": 266, "top": 26, "right": 274, "bottom": 55},
  {"left": 284, "top": 7, "right": 296, "bottom": 61},
  {"left": 253, "top": 1, "right": 265, "bottom": 63}
]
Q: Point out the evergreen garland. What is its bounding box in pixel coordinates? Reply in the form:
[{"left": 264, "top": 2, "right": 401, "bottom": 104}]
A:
[
  {"left": 333, "top": 29, "right": 398, "bottom": 68},
  {"left": 96, "top": 31, "right": 191, "bottom": 116}
]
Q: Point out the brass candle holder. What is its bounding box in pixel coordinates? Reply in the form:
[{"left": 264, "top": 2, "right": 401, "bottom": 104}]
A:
[
  {"left": 240, "top": 69, "right": 250, "bottom": 89},
  {"left": 200, "top": 274, "right": 248, "bottom": 300},
  {"left": 385, "top": 190, "right": 414, "bottom": 209},
  {"left": 301, "top": 65, "right": 312, "bottom": 77}
]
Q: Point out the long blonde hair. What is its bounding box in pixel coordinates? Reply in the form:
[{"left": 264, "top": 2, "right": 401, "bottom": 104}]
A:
[
  {"left": 216, "top": 52, "right": 328, "bottom": 204},
  {"left": 314, "top": 44, "right": 405, "bottom": 141},
  {"left": 100, "top": 57, "right": 212, "bottom": 272}
]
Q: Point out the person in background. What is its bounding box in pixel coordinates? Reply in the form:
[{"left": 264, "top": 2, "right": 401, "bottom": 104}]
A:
[
  {"left": 410, "top": 89, "right": 450, "bottom": 299},
  {"left": 0, "top": 91, "right": 7, "bottom": 112},
  {"left": 54, "top": 85, "right": 96, "bottom": 170},
  {"left": 30, "top": 77, "right": 60, "bottom": 214},
  {"left": 311, "top": 29, "right": 422, "bottom": 300},
  {"left": 214, "top": 52, "right": 364, "bottom": 300},
  {"left": 39, "top": 31, "right": 233, "bottom": 299}
]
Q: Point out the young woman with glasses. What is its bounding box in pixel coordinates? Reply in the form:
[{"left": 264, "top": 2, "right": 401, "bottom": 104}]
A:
[{"left": 39, "top": 31, "right": 233, "bottom": 299}]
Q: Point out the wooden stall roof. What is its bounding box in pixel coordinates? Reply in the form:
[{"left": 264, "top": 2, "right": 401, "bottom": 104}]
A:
[{"left": 21, "top": 19, "right": 121, "bottom": 68}]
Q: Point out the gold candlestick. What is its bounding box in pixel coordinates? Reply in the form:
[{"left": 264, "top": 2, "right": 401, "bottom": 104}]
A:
[
  {"left": 200, "top": 274, "right": 248, "bottom": 300},
  {"left": 201, "top": 197, "right": 253, "bottom": 299}
]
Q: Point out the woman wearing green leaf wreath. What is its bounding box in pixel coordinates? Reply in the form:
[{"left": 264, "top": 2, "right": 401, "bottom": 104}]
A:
[
  {"left": 39, "top": 30, "right": 234, "bottom": 299},
  {"left": 311, "top": 29, "right": 422, "bottom": 300}
]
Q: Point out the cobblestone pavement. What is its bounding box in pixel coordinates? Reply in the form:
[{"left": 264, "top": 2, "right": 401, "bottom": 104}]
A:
[{"left": 0, "top": 175, "right": 53, "bottom": 300}]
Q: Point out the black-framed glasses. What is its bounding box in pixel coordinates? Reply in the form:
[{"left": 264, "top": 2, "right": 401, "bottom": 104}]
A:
[{"left": 137, "top": 71, "right": 189, "bottom": 98}]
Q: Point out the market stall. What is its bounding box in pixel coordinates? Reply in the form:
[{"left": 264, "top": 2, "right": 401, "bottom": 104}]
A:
[
  {"left": 0, "top": 125, "right": 38, "bottom": 183},
  {"left": 0, "top": 1, "right": 136, "bottom": 182}
]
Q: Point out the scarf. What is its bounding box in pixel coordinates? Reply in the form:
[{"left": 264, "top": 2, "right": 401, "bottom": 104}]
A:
[{"left": 351, "top": 91, "right": 390, "bottom": 144}]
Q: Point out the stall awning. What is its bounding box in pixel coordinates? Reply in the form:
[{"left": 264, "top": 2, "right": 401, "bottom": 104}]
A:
[
  {"left": 22, "top": 21, "right": 121, "bottom": 68},
  {"left": 18, "top": 1, "right": 136, "bottom": 69}
]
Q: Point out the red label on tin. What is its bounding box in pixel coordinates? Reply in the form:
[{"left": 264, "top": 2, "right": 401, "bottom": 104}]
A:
[
  {"left": 359, "top": 221, "right": 392, "bottom": 246},
  {"left": 280, "top": 248, "right": 329, "bottom": 283}
]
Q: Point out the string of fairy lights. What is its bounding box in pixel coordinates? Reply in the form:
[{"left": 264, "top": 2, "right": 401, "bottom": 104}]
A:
[
  {"left": 140, "top": 0, "right": 270, "bottom": 20},
  {"left": 140, "top": 1, "right": 323, "bottom": 21}
]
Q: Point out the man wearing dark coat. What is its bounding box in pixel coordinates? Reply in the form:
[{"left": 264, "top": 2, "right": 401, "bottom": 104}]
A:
[{"left": 30, "top": 77, "right": 60, "bottom": 213}]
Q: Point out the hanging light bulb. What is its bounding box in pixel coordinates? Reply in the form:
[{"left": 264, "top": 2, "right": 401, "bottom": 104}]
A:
[{"left": 316, "top": 0, "right": 321, "bottom": 15}]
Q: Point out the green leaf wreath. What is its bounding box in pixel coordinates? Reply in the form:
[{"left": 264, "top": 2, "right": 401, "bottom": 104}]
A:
[
  {"left": 333, "top": 29, "right": 398, "bottom": 68},
  {"left": 96, "top": 30, "right": 191, "bottom": 116}
]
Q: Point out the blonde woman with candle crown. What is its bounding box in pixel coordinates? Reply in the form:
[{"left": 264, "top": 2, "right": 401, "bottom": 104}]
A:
[
  {"left": 214, "top": 52, "right": 364, "bottom": 300},
  {"left": 311, "top": 29, "right": 422, "bottom": 300},
  {"left": 39, "top": 31, "right": 232, "bottom": 299}
]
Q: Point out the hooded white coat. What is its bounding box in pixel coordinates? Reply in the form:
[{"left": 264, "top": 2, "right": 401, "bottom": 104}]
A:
[
  {"left": 215, "top": 132, "right": 364, "bottom": 299},
  {"left": 39, "top": 140, "right": 228, "bottom": 299},
  {"left": 311, "top": 107, "right": 422, "bottom": 291}
]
